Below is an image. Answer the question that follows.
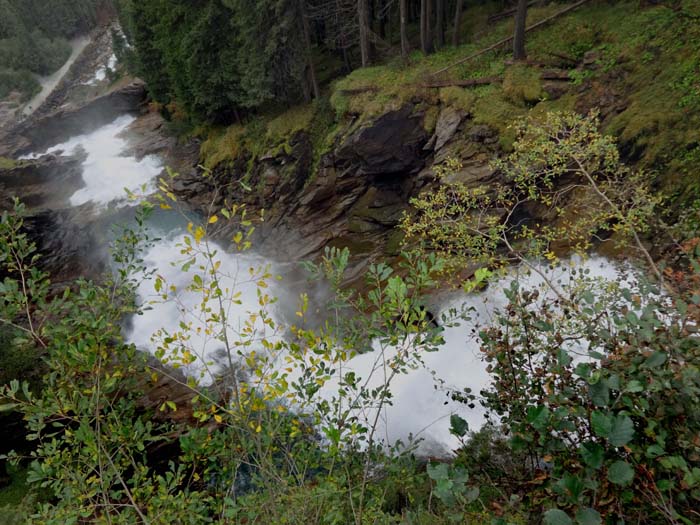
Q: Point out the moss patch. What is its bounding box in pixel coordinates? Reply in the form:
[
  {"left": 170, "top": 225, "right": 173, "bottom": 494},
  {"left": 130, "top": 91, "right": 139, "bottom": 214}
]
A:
[
  {"left": 200, "top": 125, "right": 245, "bottom": 169},
  {"left": 0, "top": 465, "right": 35, "bottom": 525},
  {"left": 199, "top": 0, "right": 700, "bottom": 208},
  {"left": 423, "top": 105, "right": 440, "bottom": 133},
  {"left": 471, "top": 86, "right": 525, "bottom": 150},
  {"left": 266, "top": 103, "right": 315, "bottom": 144},
  {"left": 503, "top": 64, "right": 544, "bottom": 105},
  {"left": 0, "top": 157, "right": 17, "bottom": 170},
  {"left": 438, "top": 86, "right": 476, "bottom": 113}
]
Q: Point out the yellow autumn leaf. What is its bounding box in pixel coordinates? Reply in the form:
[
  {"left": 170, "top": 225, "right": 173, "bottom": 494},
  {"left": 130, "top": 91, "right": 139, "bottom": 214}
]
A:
[
  {"left": 208, "top": 215, "right": 218, "bottom": 224},
  {"left": 194, "top": 226, "right": 205, "bottom": 244}
]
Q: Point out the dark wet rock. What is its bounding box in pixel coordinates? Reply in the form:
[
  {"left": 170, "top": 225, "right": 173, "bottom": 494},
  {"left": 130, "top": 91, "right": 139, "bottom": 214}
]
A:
[
  {"left": 336, "top": 105, "right": 429, "bottom": 176},
  {"left": 443, "top": 160, "right": 497, "bottom": 186},
  {"left": 466, "top": 124, "right": 499, "bottom": 143},
  {"left": 542, "top": 80, "right": 571, "bottom": 100},
  {"left": 21, "top": 207, "right": 104, "bottom": 283},
  {"left": 0, "top": 153, "right": 86, "bottom": 210},
  {"left": 575, "top": 70, "right": 628, "bottom": 122}
]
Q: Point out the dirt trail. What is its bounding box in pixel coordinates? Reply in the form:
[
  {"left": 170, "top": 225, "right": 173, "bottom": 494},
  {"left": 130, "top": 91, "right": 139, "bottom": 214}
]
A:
[{"left": 22, "top": 36, "right": 91, "bottom": 118}]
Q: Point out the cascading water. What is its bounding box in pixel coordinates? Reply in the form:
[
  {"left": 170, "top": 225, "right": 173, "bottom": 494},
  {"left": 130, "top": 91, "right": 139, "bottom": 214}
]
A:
[
  {"left": 23, "top": 71, "right": 628, "bottom": 455},
  {"left": 301, "top": 256, "right": 627, "bottom": 455},
  {"left": 23, "top": 115, "right": 163, "bottom": 207}
]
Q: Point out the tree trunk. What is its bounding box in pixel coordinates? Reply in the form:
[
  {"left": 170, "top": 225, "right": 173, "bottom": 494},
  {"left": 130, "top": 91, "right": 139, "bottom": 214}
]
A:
[
  {"left": 358, "top": 0, "right": 371, "bottom": 67},
  {"left": 400, "top": 0, "right": 409, "bottom": 59},
  {"left": 420, "top": 0, "right": 427, "bottom": 53},
  {"left": 513, "top": 0, "right": 528, "bottom": 60},
  {"left": 452, "top": 0, "right": 463, "bottom": 46},
  {"left": 421, "top": 0, "right": 433, "bottom": 54},
  {"left": 300, "top": 0, "right": 320, "bottom": 99},
  {"left": 435, "top": 0, "right": 445, "bottom": 48},
  {"left": 426, "top": 0, "right": 433, "bottom": 53},
  {"left": 378, "top": 0, "right": 387, "bottom": 39}
]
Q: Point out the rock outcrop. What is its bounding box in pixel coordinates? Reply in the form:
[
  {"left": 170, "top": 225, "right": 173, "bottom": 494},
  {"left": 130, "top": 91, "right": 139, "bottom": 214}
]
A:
[{"left": 172, "top": 104, "right": 501, "bottom": 279}]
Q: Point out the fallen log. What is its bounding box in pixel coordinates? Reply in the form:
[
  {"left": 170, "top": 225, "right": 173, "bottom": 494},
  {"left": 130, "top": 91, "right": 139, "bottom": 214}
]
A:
[
  {"left": 419, "top": 69, "right": 572, "bottom": 89},
  {"left": 338, "top": 86, "right": 380, "bottom": 95},
  {"left": 540, "top": 69, "right": 573, "bottom": 81},
  {"left": 420, "top": 76, "right": 502, "bottom": 88}
]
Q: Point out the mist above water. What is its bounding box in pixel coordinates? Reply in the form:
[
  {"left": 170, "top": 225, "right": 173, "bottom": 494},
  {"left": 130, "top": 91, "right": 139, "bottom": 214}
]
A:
[
  {"left": 320, "top": 256, "right": 626, "bottom": 454},
  {"left": 24, "top": 115, "right": 163, "bottom": 207},
  {"left": 129, "top": 232, "right": 625, "bottom": 455},
  {"left": 36, "top": 103, "right": 627, "bottom": 456}
]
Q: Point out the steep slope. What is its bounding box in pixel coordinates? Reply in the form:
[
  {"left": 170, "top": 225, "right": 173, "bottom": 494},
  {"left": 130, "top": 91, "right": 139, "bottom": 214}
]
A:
[{"left": 172, "top": 1, "right": 699, "bottom": 271}]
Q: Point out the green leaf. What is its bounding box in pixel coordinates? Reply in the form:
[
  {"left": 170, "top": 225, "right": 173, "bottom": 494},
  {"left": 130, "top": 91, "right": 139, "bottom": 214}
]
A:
[
  {"left": 608, "top": 460, "right": 635, "bottom": 485},
  {"left": 543, "top": 509, "right": 573, "bottom": 525},
  {"left": 559, "top": 473, "right": 584, "bottom": 502},
  {"left": 574, "top": 363, "right": 592, "bottom": 379},
  {"left": 625, "top": 380, "right": 644, "bottom": 393},
  {"left": 527, "top": 405, "right": 550, "bottom": 430},
  {"left": 449, "top": 414, "right": 469, "bottom": 437},
  {"left": 609, "top": 415, "right": 635, "bottom": 447},
  {"left": 427, "top": 463, "right": 449, "bottom": 481},
  {"left": 643, "top": 351, "right": 667, "bottom": 368},
  {"left": 591, "top": 411, "right": 612, "bottom": 438},
  {"left": 589, "top": 379, "right": 610, "bottom": 407},
  {"left": 580, "top": 442, "right": 604, "bottom": 469},
  {"left": 646, "top": 444, "right": 665, "bottom": 458},
  {"left": 575, "top": 507, "right": 602, "bottom": 525}
]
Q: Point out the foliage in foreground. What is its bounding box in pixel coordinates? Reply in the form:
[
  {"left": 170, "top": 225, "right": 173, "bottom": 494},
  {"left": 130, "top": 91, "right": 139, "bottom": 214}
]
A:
[{"left": 1, "top": 112, "right": 700, "bottom": 524}]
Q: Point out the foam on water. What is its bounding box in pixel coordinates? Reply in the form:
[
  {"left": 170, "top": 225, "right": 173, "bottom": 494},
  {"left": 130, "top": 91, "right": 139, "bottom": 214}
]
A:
[
  {"left": 316, "top": 256, "right": 626, "bottom": 454},
  {"left": 131, "top": 239, "right": 626, "bottom": 455},
  {"left": 24, "top": 115, "right": 163, "bottom": 207},
  {"left": 127, "top": 233, "right": 282, "bottom": 383}
]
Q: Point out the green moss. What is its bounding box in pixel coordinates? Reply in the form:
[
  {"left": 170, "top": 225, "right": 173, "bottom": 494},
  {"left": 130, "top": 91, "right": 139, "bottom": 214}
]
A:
[
  {"left": 199, "top": 0, "right": 700, "bottom": 206},
  {"left": 423, "top": 105, "right": 440, "bottom": 133},
  {"left": 385, "top": 229, "right": 405, "bottom": 256},
  {"left": 266, "top": 103, "right": 315, "bottom": 144},
  {"left": 0, "top": 157, "right": 17, "bottom": 170},
  {"left": 503, "top": 65, "right": 543, "bottom": 105},
  {"left": 531, "top": 93, "right": 577, "bottom": 117},
  {"left": 438, "top": 86, "right": 476, "bottom": 113},
  {"left": 0, "top": 465, "right": 37, "bottom": 525},
  {"left": 0, "top": 467, "right": 28, "bottom": 508},
  {"left": 471, "top": 86, "right": 525, "bottom": 150},
  {"left": 199, "top": 125, "right": 245, "bottom": 169}
]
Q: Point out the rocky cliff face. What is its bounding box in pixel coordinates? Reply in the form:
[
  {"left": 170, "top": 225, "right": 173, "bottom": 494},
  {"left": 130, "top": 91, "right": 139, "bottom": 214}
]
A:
[
  {"left": 0, "top": 80, "right": 152, "bottom": 283},
  {"left": 173, "top": 103, "right": 503, "bottom": 279}
]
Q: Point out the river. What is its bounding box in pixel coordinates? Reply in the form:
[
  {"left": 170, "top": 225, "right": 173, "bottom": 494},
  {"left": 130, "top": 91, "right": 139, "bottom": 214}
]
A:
[{"left": 20, "top": 68, "right": 626, "bottom": 457}]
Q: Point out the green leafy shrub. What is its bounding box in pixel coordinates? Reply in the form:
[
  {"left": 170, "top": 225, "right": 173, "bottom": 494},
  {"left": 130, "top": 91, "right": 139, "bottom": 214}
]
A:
[{"left": 478, "top": 258, "right": 700, "bottom": 524}]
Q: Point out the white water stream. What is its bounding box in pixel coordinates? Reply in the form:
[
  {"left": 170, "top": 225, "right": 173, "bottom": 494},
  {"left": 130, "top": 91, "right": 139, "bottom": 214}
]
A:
[
  {"left": 27, "top": 104, "right": 628, "bottom": 455},
  {"left": 22, "top": 115, "right": 163, "bottom": 207}
]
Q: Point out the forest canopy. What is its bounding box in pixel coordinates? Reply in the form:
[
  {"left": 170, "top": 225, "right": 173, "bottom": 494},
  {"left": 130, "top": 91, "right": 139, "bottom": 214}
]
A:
[
  {"left": 115, "top": 0, "right": 309, "bottom": 123},
  {"left": 0, "top": 0, "right": 105, "bottom": 100}
]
